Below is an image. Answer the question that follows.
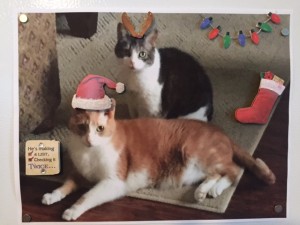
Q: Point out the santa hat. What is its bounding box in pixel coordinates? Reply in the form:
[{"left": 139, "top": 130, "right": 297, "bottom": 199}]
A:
[{"left": 72, "top": 74, "right": 125, "bottom": 110}]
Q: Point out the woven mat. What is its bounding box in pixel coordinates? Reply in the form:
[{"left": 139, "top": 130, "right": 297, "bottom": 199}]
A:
[{"left": 19, "top": 12, "right": 290, "bottom": 213}]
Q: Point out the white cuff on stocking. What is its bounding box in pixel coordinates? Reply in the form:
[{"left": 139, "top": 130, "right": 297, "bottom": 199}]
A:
[{"left": 260, "top": 78, "right": 285, "bottom": 95}]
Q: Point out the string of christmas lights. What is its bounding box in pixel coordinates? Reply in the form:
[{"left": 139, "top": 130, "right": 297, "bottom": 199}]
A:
[{"left": 200, "top": 12, "right": 281, "bottom": 49}]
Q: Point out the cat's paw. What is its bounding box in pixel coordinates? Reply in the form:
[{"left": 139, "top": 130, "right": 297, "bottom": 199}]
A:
[
  {"left": 208, "top": 185, "right": 222, "bottom": 198},
  {"left": 194, "top": 188, "right": 207, "bottom": 202},
  {"left": 208, "top": 177, "right": 232, "bottom": 198},
  {"left": 62, "top": 206, "right": 82, "bottom": 221},
  {"left": 42, "top": 190, "right": 64, "bottom": 205}
]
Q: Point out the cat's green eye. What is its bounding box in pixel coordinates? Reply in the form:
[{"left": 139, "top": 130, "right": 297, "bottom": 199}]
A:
[
  {"left": 96, "top": 125, "right": 104, "bottom": 133},
  {"left": 138, "top": 51, "right": 147, "bottom": 59}
]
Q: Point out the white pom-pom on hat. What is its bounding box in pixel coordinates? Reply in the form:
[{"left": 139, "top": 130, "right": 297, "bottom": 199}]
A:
[{"left": 116, "top": 82, "right": 125, "bottom": 93}]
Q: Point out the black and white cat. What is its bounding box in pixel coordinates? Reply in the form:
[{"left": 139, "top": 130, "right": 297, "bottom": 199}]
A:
[{"left": 114, "top": 22, "right": 213, "bottom": 121}]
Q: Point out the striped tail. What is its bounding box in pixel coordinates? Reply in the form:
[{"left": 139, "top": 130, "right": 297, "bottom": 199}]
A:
[{"left": 232, "top": 143, "right": 276, "bottom": 185}]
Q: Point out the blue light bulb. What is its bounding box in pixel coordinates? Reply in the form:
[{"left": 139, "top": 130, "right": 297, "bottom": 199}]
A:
[
  {"left": 238, "top": 30, "right": 246, "bottom": 47},
  {"left": 200, "top": 17, "right": 213, "bottom": 29}
]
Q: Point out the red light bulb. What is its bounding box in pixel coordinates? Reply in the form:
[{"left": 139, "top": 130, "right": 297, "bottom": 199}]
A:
[
  {"left": 268, "top": 12, "right": 281, "bottom": 24},
  {"left": 208, "top": 26, "right": 221, "bottom": 40},
  {"left": 250, "top": 29, "right": 260, "bottom": 45}
]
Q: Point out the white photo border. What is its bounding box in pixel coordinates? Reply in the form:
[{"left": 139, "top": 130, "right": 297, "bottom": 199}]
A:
[{"left": 1, "top": 0, "right": 299, "bottom": 224}]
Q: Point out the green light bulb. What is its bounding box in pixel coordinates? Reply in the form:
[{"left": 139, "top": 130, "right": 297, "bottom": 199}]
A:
[
  {"left": 223, "top": 32, "right": 231, "bottom": 49},
  {"left": 258, "top": 22, "right": 272, "bottom": 32}
]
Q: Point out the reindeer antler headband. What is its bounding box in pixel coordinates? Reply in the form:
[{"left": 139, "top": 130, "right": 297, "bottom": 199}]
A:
[{"left": 122, "top": 12, "right": 154, "bottom": 38}]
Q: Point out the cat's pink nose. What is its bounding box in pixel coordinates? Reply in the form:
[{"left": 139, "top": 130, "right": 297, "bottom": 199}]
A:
[
  {"left": 129, "top": 61, "right": 134, "bottom": 69},
  {"left": 84, "top": 136, "right": 92, "bottom": 147}
]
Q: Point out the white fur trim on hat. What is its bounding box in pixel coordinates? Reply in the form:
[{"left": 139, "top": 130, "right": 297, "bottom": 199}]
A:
[
  {"left": 260, "top": 78, "right": 285, "bottom": 95},
  {"left": 116, "top": 82, "right": 125, "bottom": 93},
  {"left": 71, "top": 94, "right": 112, "bottom": 110}
]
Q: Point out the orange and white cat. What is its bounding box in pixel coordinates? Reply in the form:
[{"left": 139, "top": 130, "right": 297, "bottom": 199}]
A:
[{"left": 42, "top": 99, "right": 275, "bottom": 221}]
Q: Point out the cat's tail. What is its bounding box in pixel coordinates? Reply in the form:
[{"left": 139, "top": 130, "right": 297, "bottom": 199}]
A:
[{"left": 232, "top": 143, "right": 276, "bottom": 185}]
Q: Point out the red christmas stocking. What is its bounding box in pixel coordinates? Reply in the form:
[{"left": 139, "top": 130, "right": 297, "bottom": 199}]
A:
[{"left": 235, "top": 79, "right": 285, "bottom": 124}]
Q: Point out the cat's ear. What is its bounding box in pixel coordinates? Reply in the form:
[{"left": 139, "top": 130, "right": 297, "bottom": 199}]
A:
[
  {"left": 70, "top": 109, "right": 87, "bottom": 124},
  {"left": 107, "top": 98, "right": 116, "bottom": 119},
  {"left": 68, "top": 110, "right": 88, "bottom": 135},
  {"left": 145, "top": 28, "right": 158, "bottom": 47},
  {"left": 117, "top": 22, "right": 128, "bottom": 40}
]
